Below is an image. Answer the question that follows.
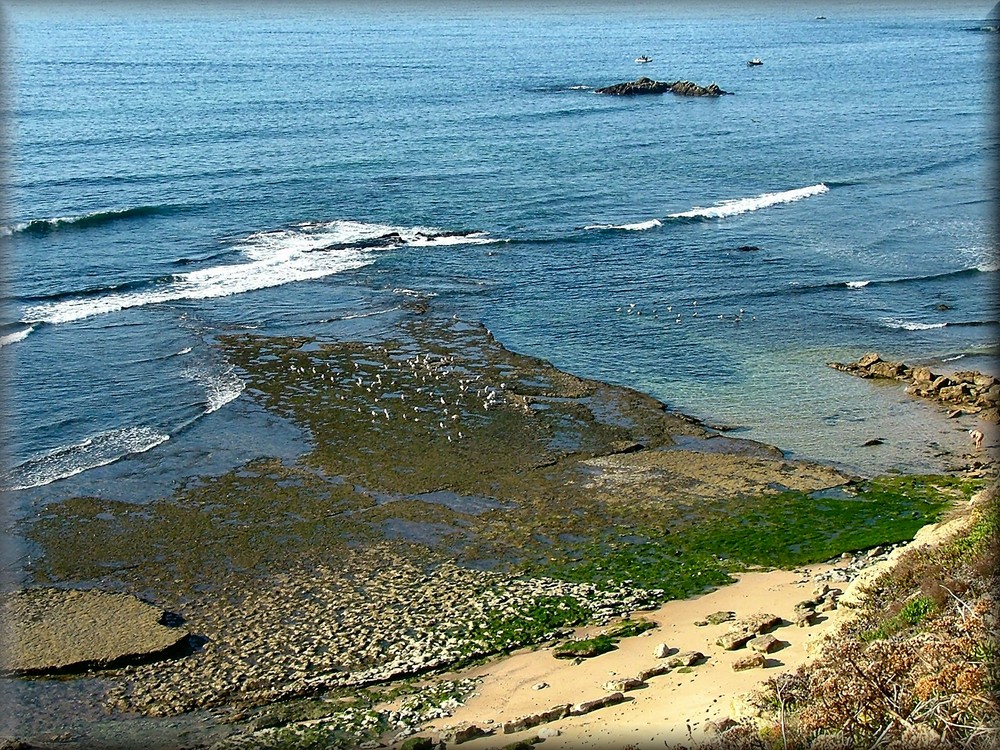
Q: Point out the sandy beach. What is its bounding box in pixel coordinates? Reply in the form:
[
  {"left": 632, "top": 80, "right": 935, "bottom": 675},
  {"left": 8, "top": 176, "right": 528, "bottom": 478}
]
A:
[{"left": 413, "top": 559, "right": 852, "bottom": 749}]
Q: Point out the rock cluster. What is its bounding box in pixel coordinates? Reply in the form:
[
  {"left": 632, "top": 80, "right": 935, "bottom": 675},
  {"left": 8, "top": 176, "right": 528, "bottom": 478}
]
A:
[
  {"left": 595, "top": 77, "right": 730, "bottom": 96},
  {"left": 828, "top": 352, "right": 999, "bottom": 422},
  {"left": 715, "top": 613, "right": 782, "bottom": 651}
]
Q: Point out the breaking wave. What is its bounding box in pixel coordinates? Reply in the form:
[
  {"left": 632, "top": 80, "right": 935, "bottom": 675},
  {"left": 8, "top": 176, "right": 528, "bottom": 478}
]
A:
[
  {"left": 584, "top": 219, "right": 663, "bottom": 231},
  {"left": 0, "top": 326, "right": 34, "bottom": 348},
  {"left": 3, "top": 426, "right": 170, "bottom": 491},
  {"left": 667, "top": 183, "right": 829, "bottom": 220},
  {"left": 21, "top": 220, "right": 498, "bottom": 326},
  {"left": 880, "top": 318, "right": 948, "bottom": 331},
  {"left": 183, "top": 362, "right": 245, "bottom": 414}
]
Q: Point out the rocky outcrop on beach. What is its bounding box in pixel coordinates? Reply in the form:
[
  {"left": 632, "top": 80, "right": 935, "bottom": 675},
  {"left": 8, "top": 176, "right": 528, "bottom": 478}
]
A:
[
  {"left": 829, "top": 351, "right": 1000, "bottom": 423},
  {"left": 595, "top": 77, "right": 730, "bottom": 96},
  {"left": 0, "top": 588, "right": 190, "bottom": 675}
]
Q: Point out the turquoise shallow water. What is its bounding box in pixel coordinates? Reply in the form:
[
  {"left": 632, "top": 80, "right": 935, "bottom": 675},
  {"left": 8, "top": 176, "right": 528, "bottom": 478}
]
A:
[{"left": 1, "top": 3, "right": 997, "bottom": 497}]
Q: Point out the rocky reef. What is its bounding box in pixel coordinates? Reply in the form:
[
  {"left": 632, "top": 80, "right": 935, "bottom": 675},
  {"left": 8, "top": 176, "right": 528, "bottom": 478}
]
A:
[
  {"left": 828, "top": 351, "right": 999, "bottom": 423},
  {"left": 595, "top": 77, "right": 730, "bottom": 96}
]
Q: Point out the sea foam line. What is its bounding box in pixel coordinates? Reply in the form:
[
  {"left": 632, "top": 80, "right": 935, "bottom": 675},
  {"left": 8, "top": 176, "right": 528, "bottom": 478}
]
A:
[
  {"left": 3, "top": 426, "right": 170, "bottom": 491},
  {"left": 668, "top": 183, "right": 829, "bottom": 219}
]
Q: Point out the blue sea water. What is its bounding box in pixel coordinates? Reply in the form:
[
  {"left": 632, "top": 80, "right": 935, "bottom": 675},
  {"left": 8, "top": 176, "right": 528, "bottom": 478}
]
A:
[{"left": 1, "top": 2, "right": 997, "bottom": 507}]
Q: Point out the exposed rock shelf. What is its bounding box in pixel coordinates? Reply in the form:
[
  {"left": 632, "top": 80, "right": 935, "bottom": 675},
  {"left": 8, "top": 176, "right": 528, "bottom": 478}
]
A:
[{"left": 0, "top": 588, "right": 190, "bottom": 675}]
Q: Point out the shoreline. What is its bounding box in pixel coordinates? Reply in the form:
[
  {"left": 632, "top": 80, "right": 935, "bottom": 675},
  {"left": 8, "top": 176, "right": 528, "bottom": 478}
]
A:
[{"left": 2, "top": 309, "right": 993, "bottom": 749}]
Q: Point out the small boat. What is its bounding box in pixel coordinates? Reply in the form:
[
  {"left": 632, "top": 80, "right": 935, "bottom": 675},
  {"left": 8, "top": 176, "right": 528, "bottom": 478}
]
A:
[
  {"left": 635, "top": 56, "right": 652, "bottom": 64},
  {"left": 816, "top": 15, "right": 827, "bottom": 19},
  {"left": 746, "top": 58, "right": 763, "bottom": 66}
]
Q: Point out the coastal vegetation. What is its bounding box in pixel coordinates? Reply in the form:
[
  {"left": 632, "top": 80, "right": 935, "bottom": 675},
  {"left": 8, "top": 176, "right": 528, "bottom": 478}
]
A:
[{"left": 707, "top": 489, "right": 999, "bottom": 750}]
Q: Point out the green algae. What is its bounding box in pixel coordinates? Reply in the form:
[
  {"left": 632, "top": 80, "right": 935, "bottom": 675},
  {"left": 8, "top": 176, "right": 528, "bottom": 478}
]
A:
[
  {"left": 532, "top": 475, "right": 978, "bottom": 593},
  {"left": 551, "top": 618, "right": 656, "bottom": 659}
]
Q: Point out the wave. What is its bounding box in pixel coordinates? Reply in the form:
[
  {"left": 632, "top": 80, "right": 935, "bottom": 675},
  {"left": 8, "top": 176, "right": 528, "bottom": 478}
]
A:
[
  {"left": 3, "top": 426, "right": 170, "bottom": 491},
  {"left": 584, "top": 219, "right": 662, "bottom": 231},
  {"left": 171, "top": 248, "right": 240, "bottom": 266},
  {"left": 21, "top": 220, "right": 498, "bottom": 326},
  {"left": 183, "top": 362, "right": 244, "bottom": 413},
  {"left": 0, "top": 205, "right": 175, "bottom": 237},
  {"left": 880, "top": 318, "right": 948, "bottom": 331},
  {"left": 667, "top": 183, "right": 829, "bottom": 220},
  {"left": 877, "top": 318, "right": 998, "bottom": 331},
  {"left": 17, "top": 275, "right": 177, "bottom": 305},
  {"left": 0, "top": 326, "right": 34, "bottom": 348},
  {"left": 740, "top": 264, "right": 998, "bottom": 305}
]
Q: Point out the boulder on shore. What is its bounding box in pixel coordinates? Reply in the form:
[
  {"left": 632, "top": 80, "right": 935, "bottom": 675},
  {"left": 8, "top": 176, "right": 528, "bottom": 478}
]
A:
[{"left": 595, "top": 77, "right": 730, "bottom": 96}]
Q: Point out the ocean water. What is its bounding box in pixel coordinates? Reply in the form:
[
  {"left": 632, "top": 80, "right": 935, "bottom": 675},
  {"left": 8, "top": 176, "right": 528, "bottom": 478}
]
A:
[{"left": 1, "top": 2, "right": 997, "bottom": 507}]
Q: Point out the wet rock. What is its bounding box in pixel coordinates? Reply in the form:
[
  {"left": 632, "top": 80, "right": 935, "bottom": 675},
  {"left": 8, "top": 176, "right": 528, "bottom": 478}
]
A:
[
  {"left": 829, "top": 354, "right": 999, "bottom": 422},
  {"left": 595, "top": 77, "right": 730, "bottom": 96}
]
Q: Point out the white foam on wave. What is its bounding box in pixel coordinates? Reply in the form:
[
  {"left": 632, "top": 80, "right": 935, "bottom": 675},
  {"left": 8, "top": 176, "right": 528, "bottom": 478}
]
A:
[
  {"left": 668, "top": 183, "right": 829, "bottom": 219},
  {"left": 3, "top": 426, "right": 170, "bottom": 491},
  {"left": 846, "top": 280, "right": 871, "bottom": 288},
  {"left": 183, "top": 362, "right": 245, "bottom": 413},
  {"left": 881, "top": 318, "right": 948, "bottom": 331},
  {"left": 177, "top": 346, "right": 193, "bottom": 355},
  {"left": 976, "top": 260, "right": 999, "bottom": 273},
  {"left": 0, "top": 326, "right": 34, "bottom": 348},
  {"left": 408, "top": 232, "right": 498, "bottom": 247},
  {"left": 584, "top": 219, "right": 663, "bottom": 231},
  {"left": 22, "top": 220, "right": 496, "bottom": 326},
  {"left": 942, "top": 354, "right": 966, "bottom": 362}
]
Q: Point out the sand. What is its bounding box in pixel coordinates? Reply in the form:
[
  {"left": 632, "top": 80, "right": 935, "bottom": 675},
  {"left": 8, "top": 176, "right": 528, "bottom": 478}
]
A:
[{"left": 415, "top": 558, "right": 854, "bottom": 750}]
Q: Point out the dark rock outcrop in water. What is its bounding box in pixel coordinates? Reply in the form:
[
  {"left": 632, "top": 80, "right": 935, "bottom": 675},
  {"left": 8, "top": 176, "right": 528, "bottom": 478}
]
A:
[
  {"left": 829, "top": 351, "right": 1000, "bottom": 423},
  {"left": 595, "top": 77, "right": 730, "bottom": 96}
]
